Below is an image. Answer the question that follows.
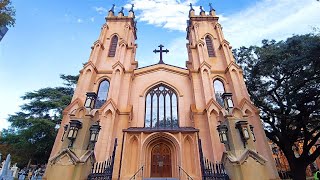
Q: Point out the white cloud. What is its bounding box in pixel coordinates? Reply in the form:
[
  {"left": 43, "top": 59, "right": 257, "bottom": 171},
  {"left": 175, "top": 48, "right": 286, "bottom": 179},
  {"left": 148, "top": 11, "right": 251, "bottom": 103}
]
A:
[
  {"left": 165, "top": 37, "right": 188, "bottom": 67},
  {"left": 221, "top": 0, "right": 320, "bottom": 47},
  {"left": 90, "top": 17, "right": 95, "bottom": 22},
  {"left": 126, "top": 0, "right": 200, "bottom": 31},
  {"left": 94, "top": 6, "right": 108, "bottom": 15},
  {"left": 77, "top": 18, "right": 83, "bottom": 23},
  {"left": 127, "top": 0, "right": 320, "bottom": 48},
  {"left": 0, "top": 119, "right": 11, "bottom": 130}
]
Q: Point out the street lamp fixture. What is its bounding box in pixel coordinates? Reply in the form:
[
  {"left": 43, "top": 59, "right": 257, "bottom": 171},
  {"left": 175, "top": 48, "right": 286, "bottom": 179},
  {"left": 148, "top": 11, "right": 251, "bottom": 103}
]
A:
[
  {"left": 217, "top": 124, "right": 229, "bottom": 144},
  {"left": 87, "top": 121, "right": 101, "bottom": 150},
  {"left": 222, "top": 93, "right": 234, "bottom": 114},
  {"left": 235, "top": 121, "right": 250, "bottom": 148},
  {"left": 67, "top": 120, "right": 83, "bottom": 148},
  {"left": 84, "top": 92, "right": 97, "bottom": 110}
]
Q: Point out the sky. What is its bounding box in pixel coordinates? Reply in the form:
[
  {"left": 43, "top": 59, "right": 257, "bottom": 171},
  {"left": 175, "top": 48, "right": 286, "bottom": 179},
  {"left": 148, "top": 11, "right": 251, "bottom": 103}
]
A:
[{"left": 0, "top": 0, "right": 319, "bottom": 130}]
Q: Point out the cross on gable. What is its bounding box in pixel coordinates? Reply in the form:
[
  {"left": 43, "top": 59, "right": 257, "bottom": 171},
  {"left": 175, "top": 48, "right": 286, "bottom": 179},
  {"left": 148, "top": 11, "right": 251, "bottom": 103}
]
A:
[{"left": 153, "top": 44, "right": 169, "bottom": 64}]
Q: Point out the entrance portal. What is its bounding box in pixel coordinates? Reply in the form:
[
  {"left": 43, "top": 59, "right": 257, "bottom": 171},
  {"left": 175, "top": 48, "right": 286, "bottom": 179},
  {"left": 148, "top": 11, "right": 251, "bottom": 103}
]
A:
[{"left": 151, "top": 143, "right": 172, "bottom": 177}]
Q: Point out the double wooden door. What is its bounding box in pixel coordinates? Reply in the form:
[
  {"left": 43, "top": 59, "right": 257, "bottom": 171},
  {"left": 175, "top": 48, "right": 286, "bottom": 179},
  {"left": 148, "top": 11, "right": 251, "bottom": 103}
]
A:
[{"left": 151, "top": 143, "right": 172, "bottom": 177}]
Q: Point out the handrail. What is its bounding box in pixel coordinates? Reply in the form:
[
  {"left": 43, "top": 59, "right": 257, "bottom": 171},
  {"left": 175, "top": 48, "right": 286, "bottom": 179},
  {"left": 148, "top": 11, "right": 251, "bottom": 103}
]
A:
[
  {"left": 178, "top": 165, "right": 193, "bottom": 180},
  {"left": 129, "top": 165, "right": 144, "bottom": 180}
]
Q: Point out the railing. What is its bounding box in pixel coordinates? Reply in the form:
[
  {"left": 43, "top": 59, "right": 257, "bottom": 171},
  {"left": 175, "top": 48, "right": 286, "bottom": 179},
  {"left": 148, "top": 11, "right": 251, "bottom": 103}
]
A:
[
  {"left": 87, "top": 138, "right": 117, "bottom": 180},
  {"left": 202, "top": 158, "right": 229, "bottom": 180},
  {"left": 198, "top": 138, "right": 229, "bottom": 180},
  {"left": 129, "top": 166, "right": 144, "bottom": 180},
  {"left": 178, "top": 165, "right": 193, "bottom": 180}
]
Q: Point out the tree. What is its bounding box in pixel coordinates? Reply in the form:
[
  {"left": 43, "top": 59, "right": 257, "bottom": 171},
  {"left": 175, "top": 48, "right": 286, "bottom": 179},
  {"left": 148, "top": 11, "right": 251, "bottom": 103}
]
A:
[
  {"left": 233, "top": 34, "right": 320, "bottom": 180},
  {"left": 0, "top": 74, "right": 78, "bottom": 167},
  {"left": 0, "top": 0, "right": 15, "bottom": 27}
]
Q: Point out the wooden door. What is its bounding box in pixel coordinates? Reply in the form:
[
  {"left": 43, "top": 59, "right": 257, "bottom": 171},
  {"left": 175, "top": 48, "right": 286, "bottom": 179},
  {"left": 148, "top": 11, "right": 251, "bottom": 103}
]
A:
[{"left": 151, "top": 143, "right": 172, "bottom": 177}]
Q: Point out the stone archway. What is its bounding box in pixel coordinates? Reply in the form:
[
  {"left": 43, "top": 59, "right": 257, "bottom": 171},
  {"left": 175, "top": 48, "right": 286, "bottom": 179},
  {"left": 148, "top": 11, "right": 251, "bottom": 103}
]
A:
[
  {"left": 150, "top": 141, "right": 172, "bottom": 177},
  {"left": 142, "top": 133, "right": 180, "bottom": 178}
]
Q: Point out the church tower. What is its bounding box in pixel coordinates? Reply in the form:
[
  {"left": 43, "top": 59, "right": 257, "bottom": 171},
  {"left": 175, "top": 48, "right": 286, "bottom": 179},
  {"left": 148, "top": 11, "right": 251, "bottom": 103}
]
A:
[
  {"left": 186, "top": 4, "right": 279, "bottom": 180},
  {"left": 44, "top": 3, "right": 280, "bottom": 180}
]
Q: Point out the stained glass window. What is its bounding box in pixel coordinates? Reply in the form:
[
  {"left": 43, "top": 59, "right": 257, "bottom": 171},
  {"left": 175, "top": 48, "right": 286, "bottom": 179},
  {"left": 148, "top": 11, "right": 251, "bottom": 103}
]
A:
[{"left": 145, "top": 84, "right": 178, "bottom": 128}]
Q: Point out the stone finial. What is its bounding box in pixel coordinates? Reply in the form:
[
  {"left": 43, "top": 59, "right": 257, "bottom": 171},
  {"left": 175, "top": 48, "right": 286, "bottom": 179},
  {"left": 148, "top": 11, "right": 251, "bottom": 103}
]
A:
[
  {"left": 189, "top": 3, "right": 195, "bottom": 11},
  {"left": 200, "top": 6, "right": 205, "bottom": 14},
  {"left": 119, "top": 7, "right": 124, "bottom": 14},
  {"left": 189, "top": 3, "right": 195, "bottom": 17},
  {"left": 128, "top": 4, "right": 135, "bottom": 18},
  {"left": 209, "top": 3, "right": 216, "bottom": 16},
  {"left": 129, "top": 4, "right": 134, "bottom": 12},
  {"left": 108, "top": 4, "right": 115, "bottom": 17},
  {"left": 109, "top": 4, "right": 115, "bottom": 13},
  {"left": 209, "top": 3, "right": 215, "bottom": 11}
]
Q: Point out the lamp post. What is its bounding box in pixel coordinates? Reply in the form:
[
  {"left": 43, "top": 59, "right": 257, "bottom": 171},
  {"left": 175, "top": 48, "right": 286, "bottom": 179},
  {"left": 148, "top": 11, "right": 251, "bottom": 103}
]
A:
[
  {"left": 88, "top": 121, "right": 101, "bottom": 150},
  {"left": 222, "top": 93, "right": 234, "bottom": 115},
  {"left": 235, "top": 121, "right": 250, "bottom": 148},
  {"left": 84, "top": 92, "right": 97, "bottom": 110},
  {"left": 67, "top": 120, "right": 83, "bottom": 148}
]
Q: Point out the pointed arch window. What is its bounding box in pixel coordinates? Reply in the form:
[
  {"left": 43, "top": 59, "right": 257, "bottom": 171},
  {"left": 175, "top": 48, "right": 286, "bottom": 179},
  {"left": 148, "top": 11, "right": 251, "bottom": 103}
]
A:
[
  {"left": 205, "top": 35, "right": 215, "bottom": 57},
  {"left": 95, "top": 80, "right": 110, "bottom": 109},
  {"left": 108, "top": 36, "right": 118, "bottom": 57},
  {"left": 214, "top": 79, "right": 225, "bottom": 107},
  {"left": 145, "top": 84, "right": 179, "bottom": 128}
]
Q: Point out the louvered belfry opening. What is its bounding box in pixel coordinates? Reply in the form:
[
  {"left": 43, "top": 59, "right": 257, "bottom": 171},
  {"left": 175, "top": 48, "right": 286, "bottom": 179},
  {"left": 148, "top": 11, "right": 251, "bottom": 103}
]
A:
[
  {"left": 108, "top": 35, "right": 118, "bottom": 57},
  {"left": 205, "top": 36, "right": 215, "bottom": 57}
]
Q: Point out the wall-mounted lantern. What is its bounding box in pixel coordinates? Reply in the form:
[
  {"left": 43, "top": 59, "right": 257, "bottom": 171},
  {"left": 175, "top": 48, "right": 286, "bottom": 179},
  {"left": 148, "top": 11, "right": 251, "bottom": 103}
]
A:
[
  {"left": 222, "top": 93, "right": 234, "bottom": 114},
  {"left": 235, "top": 121, "right": 250, "bottom": 148},
  {"left": 88, "top": 121, "right": 101, "bottom": 150},
  {"left": 249, "top": 125, "right": 256, "bottom": 142},
  {"left": 67, "top": 120, "right": 83, "bottom": 148},
  {"left": 217, "top": 124, "right": 229, "bottom": 144},
  {"left": 84, "top": 92, "right": 97, "bottom": 110},
  {"left": 61, "top": 124, "right": 69, "bottom": 142}
]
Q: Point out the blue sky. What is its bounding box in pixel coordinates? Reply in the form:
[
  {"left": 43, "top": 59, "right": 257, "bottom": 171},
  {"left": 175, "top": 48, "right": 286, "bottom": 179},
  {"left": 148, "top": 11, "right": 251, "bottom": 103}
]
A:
[{"left": 0, "top": 0, "right": 319, "bottom": 130}]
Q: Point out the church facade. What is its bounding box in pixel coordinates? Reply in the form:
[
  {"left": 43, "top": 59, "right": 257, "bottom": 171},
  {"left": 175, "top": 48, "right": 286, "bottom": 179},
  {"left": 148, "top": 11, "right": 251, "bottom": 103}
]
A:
[{"left": 44, "top": 4, "right": 280, "bottom": 180}]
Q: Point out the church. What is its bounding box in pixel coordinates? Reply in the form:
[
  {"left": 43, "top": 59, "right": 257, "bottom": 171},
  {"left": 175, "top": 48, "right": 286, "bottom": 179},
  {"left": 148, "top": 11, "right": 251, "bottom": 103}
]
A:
[{"left": 44, "top": 4, "right": 280, "bottom": 180}]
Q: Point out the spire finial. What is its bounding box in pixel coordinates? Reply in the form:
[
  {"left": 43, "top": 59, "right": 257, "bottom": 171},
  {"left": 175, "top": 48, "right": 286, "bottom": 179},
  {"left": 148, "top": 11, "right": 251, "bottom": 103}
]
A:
[
  {"left": 200, "top": 6, "right": 205, "bottom": 13},
  {"left": 129, "top": 4, "right": 134, "bottom": 12},
  {"left": 109, "top": 4, "right": 115, "bottom": 13},
  {"left": 189, "top": 3, "right": 194, "bottom": 11},
  {"left": 209, "top": 3, "right": 215, "bottom": 11},
  {"left": 119, "top": 7, "right": 124, "bottom": 14}
]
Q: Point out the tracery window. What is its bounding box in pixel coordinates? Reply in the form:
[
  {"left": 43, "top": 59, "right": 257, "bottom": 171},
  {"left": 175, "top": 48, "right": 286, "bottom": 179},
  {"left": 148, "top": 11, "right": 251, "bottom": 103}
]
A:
[
  {"left": 214, "top": 79, "right": 225, "bottom": 107},
  {"left": 205, "top": 35, "right": 215, "bottom": 57},
  {"left": 145, "top": 84, "right": 179, "bottom": 128},
  {"left": 108, "top": 35, "right": 118, "bottom": 57},
  {"left": 95, "top": 80, "right": 110, "bottom": 109}
]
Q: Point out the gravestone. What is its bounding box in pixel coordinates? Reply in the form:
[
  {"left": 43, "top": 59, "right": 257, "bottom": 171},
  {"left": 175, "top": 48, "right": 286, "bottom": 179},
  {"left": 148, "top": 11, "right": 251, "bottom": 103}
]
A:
[
  {"left": 0, "top": 154, "right": 13, "bottom": 180},
  {"left": 11, "top": 163, "right": 19, "bottom": 178}
]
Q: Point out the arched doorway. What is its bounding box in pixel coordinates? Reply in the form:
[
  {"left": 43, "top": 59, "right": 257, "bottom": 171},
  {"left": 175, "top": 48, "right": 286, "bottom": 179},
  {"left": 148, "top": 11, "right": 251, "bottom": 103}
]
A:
[{"left": 151, "top": 143, "right": 172, "bottom": 177}]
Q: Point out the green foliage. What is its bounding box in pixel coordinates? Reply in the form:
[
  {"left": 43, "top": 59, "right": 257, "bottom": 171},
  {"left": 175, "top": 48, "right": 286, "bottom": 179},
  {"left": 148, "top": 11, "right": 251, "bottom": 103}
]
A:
[
  {"left": 0, "top": 74, "right": 78, "bottom": 167},
  {"left": 234, "top": 34, "right": 320, "bottom": 179},
  {"left": 0, "top": 0, "right": 15, "bottom": 27}
]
